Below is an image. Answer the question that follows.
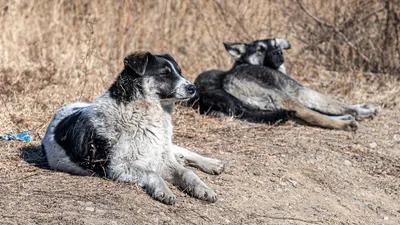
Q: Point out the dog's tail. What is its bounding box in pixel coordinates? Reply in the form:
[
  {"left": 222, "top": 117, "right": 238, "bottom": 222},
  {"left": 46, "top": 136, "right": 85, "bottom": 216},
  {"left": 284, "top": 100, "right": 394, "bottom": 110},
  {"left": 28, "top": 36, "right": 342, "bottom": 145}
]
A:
[{"left": 238, "top": 108, "right": 295, "bottom": 125}]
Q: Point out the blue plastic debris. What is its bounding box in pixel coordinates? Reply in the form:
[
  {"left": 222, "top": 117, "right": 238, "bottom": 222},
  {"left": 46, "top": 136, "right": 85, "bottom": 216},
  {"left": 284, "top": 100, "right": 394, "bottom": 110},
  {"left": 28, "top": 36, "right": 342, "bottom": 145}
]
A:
[{"left": 1, "top": 131, "right": 32, "bottom": 142}]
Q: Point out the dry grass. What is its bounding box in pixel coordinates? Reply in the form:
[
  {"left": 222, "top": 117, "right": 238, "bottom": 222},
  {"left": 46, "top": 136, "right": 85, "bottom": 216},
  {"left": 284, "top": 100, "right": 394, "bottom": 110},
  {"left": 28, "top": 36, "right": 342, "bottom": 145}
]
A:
[{"left": 1, "top": 0, "right": 400, "bottom": 224}]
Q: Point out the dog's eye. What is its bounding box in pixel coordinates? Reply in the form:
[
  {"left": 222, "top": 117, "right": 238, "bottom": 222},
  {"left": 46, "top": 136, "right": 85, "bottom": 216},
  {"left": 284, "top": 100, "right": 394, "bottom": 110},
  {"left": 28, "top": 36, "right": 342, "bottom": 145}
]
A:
[
  {"left": 162, "top": 67, "right": 172, "bottom": 74},
  {"left": 257, "top": 46, "right": 265, "bottom": 52}
]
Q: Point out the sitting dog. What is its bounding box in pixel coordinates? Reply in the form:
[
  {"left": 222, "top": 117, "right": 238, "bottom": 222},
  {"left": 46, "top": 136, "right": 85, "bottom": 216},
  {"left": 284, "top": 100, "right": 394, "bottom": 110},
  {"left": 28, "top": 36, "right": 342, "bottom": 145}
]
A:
[
  {"left": 186, "top": 38, "right": 295, "bottom": 124},
  {"left": 41, "top": 52, "right": 224, "bottom": 205},
  {"left": 192, "top": 38, "right": 378, "bottom": 130}
]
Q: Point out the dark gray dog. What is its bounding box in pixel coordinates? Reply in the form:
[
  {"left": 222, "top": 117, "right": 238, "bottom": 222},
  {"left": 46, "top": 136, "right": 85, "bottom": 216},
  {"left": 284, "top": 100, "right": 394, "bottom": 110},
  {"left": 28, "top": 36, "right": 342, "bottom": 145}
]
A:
[
  {"left": 42, "top": 52, "right": 224, "bottom": 205},
  {"left": 192, "top": 38, "right": 378, "bottom": 130},
  {"left": 187, "top": 38, "right": 294, "bottom": 124}
]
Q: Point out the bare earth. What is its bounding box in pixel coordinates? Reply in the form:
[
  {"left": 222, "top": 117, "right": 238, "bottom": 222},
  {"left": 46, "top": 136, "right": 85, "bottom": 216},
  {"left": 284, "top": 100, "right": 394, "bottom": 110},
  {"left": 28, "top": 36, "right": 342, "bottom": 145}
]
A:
[
  {"left": 1, "top": 80, "right": 400, "bottom": 224},
  {"left": 1, "top": 0, "right": 400, "bottom": 224}
]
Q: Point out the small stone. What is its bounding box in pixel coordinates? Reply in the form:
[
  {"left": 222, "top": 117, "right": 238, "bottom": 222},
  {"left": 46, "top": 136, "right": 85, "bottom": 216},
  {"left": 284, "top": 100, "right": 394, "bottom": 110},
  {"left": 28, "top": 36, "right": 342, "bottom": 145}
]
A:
[
  {"left": 85, "top": 207, "right": 95, "bottom": 212},
  {"left": 96, "top": 209, "right": 106, "bottom": 215},
  {"left": 288, "top": 179, "right": 297, "bottom": 187},
  {"left": 354, "top": 154, "right": 363, "bottom": 161},
  {"left": 384, "top": 216, "right": 389, "bottom": 220},
  {"left": 344, "top": 160, "right": 352, "bottom": 166},
  {"left": 369, "top": 142, "right": 377, "bottom": 148},
  {"left": 303, "top": 154, "right": 314, "bottom": 159}
]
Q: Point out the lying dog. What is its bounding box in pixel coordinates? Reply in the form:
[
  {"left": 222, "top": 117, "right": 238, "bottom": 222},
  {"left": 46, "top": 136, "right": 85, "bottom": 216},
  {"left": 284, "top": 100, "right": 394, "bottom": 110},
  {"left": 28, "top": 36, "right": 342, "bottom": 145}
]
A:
[
  {"left": 186, "top": 38, "right": 294, "bottom": 124},
  {"left": 42, "top": 52, "right": 224, "bottom": 205},
  {"left": 192, "top": 38, "right": 378, "bottom": 130}
]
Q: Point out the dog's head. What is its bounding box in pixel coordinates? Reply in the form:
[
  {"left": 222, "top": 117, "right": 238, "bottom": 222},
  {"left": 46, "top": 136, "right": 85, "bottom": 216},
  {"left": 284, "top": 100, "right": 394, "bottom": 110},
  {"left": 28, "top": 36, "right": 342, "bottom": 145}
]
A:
[
  {"left": 111, "top": 52, "right": 196, "bottom": 104},
  {"left": 223, "top": 38, "right": 291, "bottom": 71}
]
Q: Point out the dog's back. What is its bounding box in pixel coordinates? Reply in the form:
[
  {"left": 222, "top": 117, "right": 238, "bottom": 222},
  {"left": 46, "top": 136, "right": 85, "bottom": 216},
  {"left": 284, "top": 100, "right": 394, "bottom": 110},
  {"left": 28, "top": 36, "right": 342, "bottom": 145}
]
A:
[{"left": 224, "top": 64, "right": 302, "bottom": 93}]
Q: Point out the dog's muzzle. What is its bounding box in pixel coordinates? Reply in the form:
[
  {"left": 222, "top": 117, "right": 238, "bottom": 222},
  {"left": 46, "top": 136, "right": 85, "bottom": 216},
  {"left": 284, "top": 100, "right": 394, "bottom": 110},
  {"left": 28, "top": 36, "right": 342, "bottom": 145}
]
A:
[
  {"left": 186, "top": 84, "right": 196, "bottom": 95},
  {"left": 267, "top": 48, "right": 283, "bottom": 57},
  {"left": 265, "top": 48, "right": 284, "bottom": 69}
]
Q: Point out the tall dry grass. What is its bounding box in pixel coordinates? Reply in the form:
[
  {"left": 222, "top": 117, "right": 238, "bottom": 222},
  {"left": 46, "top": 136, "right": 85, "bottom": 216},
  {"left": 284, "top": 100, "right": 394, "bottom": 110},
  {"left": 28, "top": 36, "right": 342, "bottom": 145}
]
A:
[
  {"left": 0, "top": 0, "right": 294, "bottom": 102},
  {"left": 286, "top": 0, "right": 400, "bottom": 76},
  {"left": 0, "top": 0, "right": 398, "bottom": 133},
  {"left": 1, "top": 0, "right": 398, "bottom": 86}
]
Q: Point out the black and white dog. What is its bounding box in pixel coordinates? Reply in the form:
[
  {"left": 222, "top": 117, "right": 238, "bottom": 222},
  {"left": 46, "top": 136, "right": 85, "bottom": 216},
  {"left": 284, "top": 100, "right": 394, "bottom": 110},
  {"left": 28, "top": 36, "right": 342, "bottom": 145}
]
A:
[
  {"left": 190, "top": 38, "right": 378, "bottom": 130},
  {"left": 42, "top": 52, "right": 224, "bottom": 204},
  {"left": 187, "top": 38, "right": 294, "bottom": 124}
]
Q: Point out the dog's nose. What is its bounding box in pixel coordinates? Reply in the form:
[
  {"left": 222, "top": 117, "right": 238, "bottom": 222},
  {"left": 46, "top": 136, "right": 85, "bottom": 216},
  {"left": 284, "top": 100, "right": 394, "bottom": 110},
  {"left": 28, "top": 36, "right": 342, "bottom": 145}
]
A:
[{"left": 186, "top": 84, "right": 196, "bottom": 95}]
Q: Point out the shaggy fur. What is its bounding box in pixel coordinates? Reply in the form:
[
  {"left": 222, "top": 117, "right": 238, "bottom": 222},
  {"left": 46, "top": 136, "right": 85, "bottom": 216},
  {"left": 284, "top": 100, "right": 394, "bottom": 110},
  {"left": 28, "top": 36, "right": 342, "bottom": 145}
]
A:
[{"left": 42, "top": 52, "right": 224, "bottom": 205}]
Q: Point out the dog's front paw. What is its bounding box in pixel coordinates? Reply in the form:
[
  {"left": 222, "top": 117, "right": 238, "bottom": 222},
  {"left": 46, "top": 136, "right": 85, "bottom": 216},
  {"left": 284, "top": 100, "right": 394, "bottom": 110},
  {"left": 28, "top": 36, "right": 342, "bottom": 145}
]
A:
[
  {"left": 353, "top": 103, "right": 369, "bottom": 109},
  {"left": 201, "top": 158, "right": 225, "bottom": 175},
  {"left": 191, "top": 185, "right": 218, "bottom": 203},
  {"left": 371, "top": 107, "right": 379, "bottom": 117},
  {"left": 355, "top": 107, "right": 379, "bottom": 120},
  {"left": 152, "top": 188, "right": 176, "bottom": 205}
]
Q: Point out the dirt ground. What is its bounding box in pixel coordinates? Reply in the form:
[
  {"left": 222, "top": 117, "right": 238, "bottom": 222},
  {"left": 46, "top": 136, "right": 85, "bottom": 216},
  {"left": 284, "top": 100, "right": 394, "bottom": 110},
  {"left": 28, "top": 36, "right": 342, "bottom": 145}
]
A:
[
  {"left": 1, "top": 83, "right": 400, "bottom": 224},
  {"left": 1, "top": 1, "right": 400, "bottom": 224}
]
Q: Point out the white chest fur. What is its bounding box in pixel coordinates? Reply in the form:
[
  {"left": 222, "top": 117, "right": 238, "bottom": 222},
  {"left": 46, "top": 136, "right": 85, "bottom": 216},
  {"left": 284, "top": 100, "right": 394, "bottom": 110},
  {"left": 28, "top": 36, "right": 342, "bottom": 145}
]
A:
[{"left": 93, "top": 94, "right": 174, "bottom": 178}]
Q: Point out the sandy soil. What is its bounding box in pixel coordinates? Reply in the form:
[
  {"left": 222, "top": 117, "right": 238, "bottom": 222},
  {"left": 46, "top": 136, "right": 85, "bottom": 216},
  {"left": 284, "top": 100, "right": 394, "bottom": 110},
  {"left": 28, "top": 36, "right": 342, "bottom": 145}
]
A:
[
  {"left": 1, "top": 91, "right": 399, "bottom": 224},
  {"left": 1, "top": 1, "right": 400, "bottom": 224}
]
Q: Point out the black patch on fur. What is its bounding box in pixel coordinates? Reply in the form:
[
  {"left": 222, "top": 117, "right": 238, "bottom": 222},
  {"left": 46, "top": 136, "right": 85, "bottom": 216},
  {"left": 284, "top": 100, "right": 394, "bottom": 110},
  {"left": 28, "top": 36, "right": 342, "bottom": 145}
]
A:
[
  {"left": 54, "top": 110, "right": 112, "bottom": 176},
  {"left": 109, "top": 68, "right": 144, "bottom": 104},
  {"left": 264, "top": 48, "right": 284, "bottom": 69},
  {"left": 158, "top": 54, "right": 182, "bottom": 74}
]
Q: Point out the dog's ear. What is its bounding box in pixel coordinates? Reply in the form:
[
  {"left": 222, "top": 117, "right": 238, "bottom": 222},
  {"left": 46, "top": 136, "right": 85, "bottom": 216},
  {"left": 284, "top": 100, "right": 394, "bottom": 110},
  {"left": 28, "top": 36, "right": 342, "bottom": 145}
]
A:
[
  {"left": 124, "top": 52, "right": 152, "bottom": 75},
  {"left": 223, "top": 42, "right": 248, "bottom": 60},
  {"left": 275, "top": 38, "right": 291, "bottom": 50}
]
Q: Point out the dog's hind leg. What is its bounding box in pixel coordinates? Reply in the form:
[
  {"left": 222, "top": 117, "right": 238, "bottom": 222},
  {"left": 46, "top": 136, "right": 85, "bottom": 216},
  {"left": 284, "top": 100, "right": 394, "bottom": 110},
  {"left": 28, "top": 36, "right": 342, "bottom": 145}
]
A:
[
  {"left": 163, "top": 156, "right": 217, "bottom": 203},
  {"left": 281, "top": 98, "right": 359, "bottom": 131},
  {"left": 172, "top": 145, "right": 224, "bottom": 175},
  {"left": 295, "top": 87, "right": 378, "bottom": 120}
]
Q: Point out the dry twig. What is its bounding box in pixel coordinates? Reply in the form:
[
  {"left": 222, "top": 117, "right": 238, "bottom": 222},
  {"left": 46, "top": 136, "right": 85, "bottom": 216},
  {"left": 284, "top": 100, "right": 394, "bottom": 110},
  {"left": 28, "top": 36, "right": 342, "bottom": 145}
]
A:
[{"left": 296, "top": 0, "right": 371, "bottom": 64}]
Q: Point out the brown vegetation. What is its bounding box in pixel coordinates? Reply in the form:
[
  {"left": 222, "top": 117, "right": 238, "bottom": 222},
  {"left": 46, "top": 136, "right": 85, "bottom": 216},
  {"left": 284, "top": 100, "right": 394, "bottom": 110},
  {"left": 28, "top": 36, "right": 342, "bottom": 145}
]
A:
[{"left": 1, "top": 0, "right": 399, "bottom": 224}]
